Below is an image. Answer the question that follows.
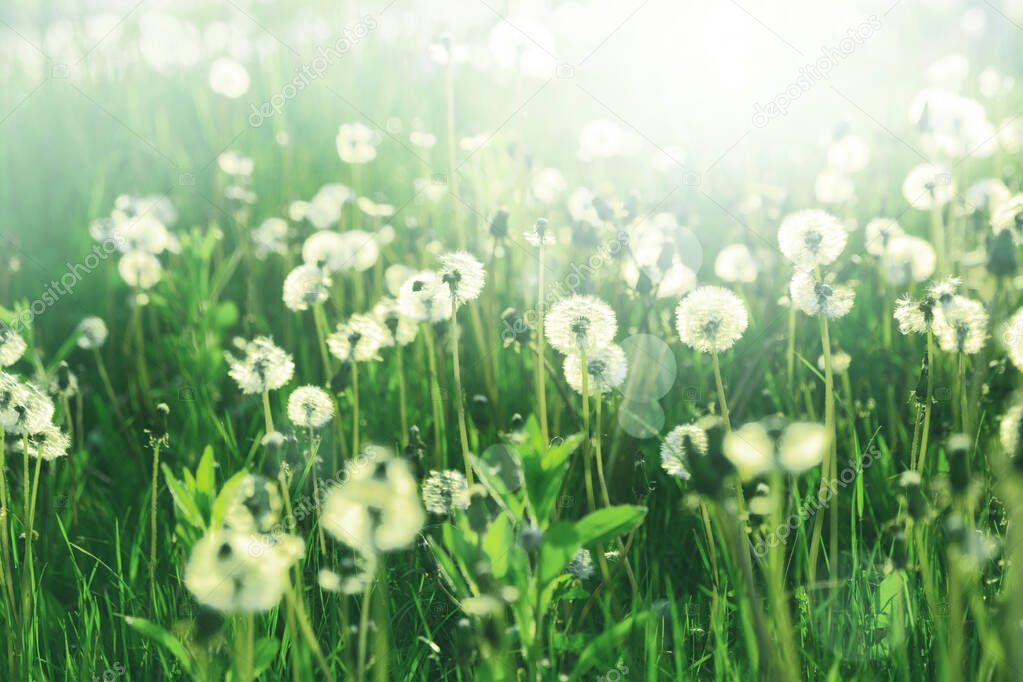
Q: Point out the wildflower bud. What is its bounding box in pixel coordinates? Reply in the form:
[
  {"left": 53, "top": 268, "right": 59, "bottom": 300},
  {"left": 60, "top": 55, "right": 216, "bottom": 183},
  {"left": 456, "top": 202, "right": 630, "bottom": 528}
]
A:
[
  {"left": 403, "top": 425, "right": 426, "bottom": 477},
  {"left": 913, "top": 356, "right": 929, "bottom": 405},
  {"left": 469, "top": 393, "right": 490, "bottom": 426},
  {"left": 518, "top": 526, "right": 544, "bottom": 555},
  {"left": 466, "top": 485, "right": 490, "bottom": 534},
  {"left": 509, "top": 413, "right": 524, "bottom": 431},
  {"left": 946, "top": 434, "right": 971, "bottom": 496},
  {"left": 986, "top": 229, "right": 1017, "bottom": 277},
  {"left": 488, "top": 209, "right": 509, "bottom": 239},
  {"left": 899, "top": 470, "right": 927, "bottom": 519},
  {"left": 891, "top": 525, "right": 909, "bottom": 570},
  {"left": 56, "top": 362, "right": 73, "bottom": 394}
]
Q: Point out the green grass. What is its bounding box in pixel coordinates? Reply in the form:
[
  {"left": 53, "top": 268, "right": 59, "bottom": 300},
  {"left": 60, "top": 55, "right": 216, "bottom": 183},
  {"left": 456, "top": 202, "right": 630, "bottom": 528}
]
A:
[{"left": 2, "top": 2, "right": 1023, "bottom": 681}]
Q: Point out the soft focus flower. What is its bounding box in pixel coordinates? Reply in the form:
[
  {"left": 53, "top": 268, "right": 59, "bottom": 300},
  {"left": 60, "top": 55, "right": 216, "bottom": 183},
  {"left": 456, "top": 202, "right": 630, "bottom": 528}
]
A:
[
  {"left": 563, "top": 344, "right": 627, "bottom": 396},
  {"left": 118, "top": 251, "right": 162, "bottom": 289},
  {"left": 184, "top": 529, "right": 303, "bottom": 613},
  {"left": 827, "top": 134, "right": 870, "bottom": 173},
  {"left": 531, "top": 168, "right": 567, "bottom": 204},
  {"left": 422, "top": 470, "right": 470, "bottom": 514},
  {"left": 864, "top": 218, "right": 905, "bottom": 257},
  {"left": 225, "top": 475, "right": 283, "bottom": 534},
  {"left": 991, "top": 194, "right": 1023, "bottom": 243},
  {"left": 1001, "top": 402, "right": 1023, "bottom": 459},
  {"left": 545, "top": 295, "right": 617, "bottom": 355},
  {"left": 814, "top": 170, "right": 854, "bottom": 205},
  {"left": 902, "top": 164, "right": 955, "bottom": 209},
  {"left": 336, "top": 123, "right": 378, "bottom": 164},
  {"left": 398, "top": 271, "right": 452, "bottom": 323},
  {"left": 327, "top": 314, "right": 390, "bottom": 363},
  {"left": 1003, "top": 307, "right": 1023, "bottom": 371},
  {"left": 283, "top": 264, "right": 332, "bottom": 311},
  {"left": 789, "top": 270, "right": 855, "bottom": 319},
  {"left": 777, "top": 210, "right": 847, "bottom": 267},
  {"left": 723, "top": 419, "right": 829, "bottom": 481},
  {"left": 20, "top": 423, "right": 70, "bottom": 460},
  {"left": 373, "top": 298, "right": 418, "bottom": 346},
  {"left": 252, "top": 218, "right": 289, "bottom": 260},
  {"left": 0, "top": 378, "right": 54, "bottom": 435},
  {"left": 439, "top": 251, "right": 486, "bottom": 305},
  {"left": 302, "top": 230, "right": 379, "bottom": 273},
  {"left": 75, "top": 317, "right": 108, "bottom": 350},
  {"left": 965, "top": 178, "right": 1010, "bottom": 214},
  {"left": 0, "top": 325, "right": 27, "bottom": 367},
  {"left": 936, "top": 296, "right": 988, "bottom": 354},
  {"left": 321, "top": 447, "right": 425, "bottom": 556},
  {"left": 675, "top": 286, "right": 749, "bottom": 353},
  {"left": 226, "top": 337, "right": 295, "bottom": 395},
  {"left": 208, "top": 58, "right": 250, "bottom": 98},
  {"left": 112, "top": 215, "right": 173, "bottom": 254},
  {"left": 659, "top": 424, "right": 708, "bottom": 480},
  {"left": 714, "top": 244, "right": 758, "bottom": 283},
  {"left": 881, "top": 236, "right": 936, "bottom": 285},
  {"left": 566, "top": 548, "right": 594, "bottom": 580},
  {"left": 817, "top": 349, "right": 852, "bottom": 375},
  {"left": 524, "top": 218, "right": 555, "bottom": 246},
  {"left": 287, "top": 386, "right": 335, "bottom": 429},
  {"left": 894, "top": 295, "right": 937, "bottom": 335}
]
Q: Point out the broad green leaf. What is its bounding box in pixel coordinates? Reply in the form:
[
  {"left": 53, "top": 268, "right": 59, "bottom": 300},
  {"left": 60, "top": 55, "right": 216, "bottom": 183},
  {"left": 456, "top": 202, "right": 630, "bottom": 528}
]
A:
[
  {"left": 253, "top": 636, "right": 280, "bottom": 675},
  {"left": 211, "top": 469, "right": 250, "bottom": 527},
  {"left": 162, "top": 464, "right": 204, "bottom": 529},
  {"left": 538, "top": 506, "right": 647, "bottom": 584},
  {"left": 520, "top": 415, "right": 583, "bottom": 526},
  {"left": 568, "top": 612, "right": 649, "bottom": 681},
  {"left": 482, "top": 512, "right": 512, "bottom": 579},
  {"left": 196, "top": 445, "right": 216, "bottom": 496},
  {"left": 124, "top": 616, "right": 194, "bottom": 675}
]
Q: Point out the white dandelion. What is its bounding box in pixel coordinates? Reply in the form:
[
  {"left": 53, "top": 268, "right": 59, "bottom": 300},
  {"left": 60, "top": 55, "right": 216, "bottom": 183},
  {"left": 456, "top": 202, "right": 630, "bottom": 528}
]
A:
[
  {"left": 75, "top": 317, "right": 108, "bottom": 350},
  {"left": 226, "top": 337, "right": 295, "bottom": 395},
  {"left": 789, "top": 270, "right": 855, "bottom": 319},
  {"left": 336, "top": 123, "right": 378, "bottom": 164},
  {"left": 777, "top": 209, "right": 847, "bottom": 267},
  {"left": 936, "top": 296, "right": 988, "bottom": 354},
  {"left": 439, "top": 251, "right": 486, "bottom": 306},
  {"left": 283, "top": 264, "right": 332, "bottom": 312},
  {"left": 545, "top": 295, "right": 618, "bottom": 355},
  {"left": 714, "top": 244, "right": 758, "bottom": 284},
  {"left": 327, "top": 314, "right": 390, "bottom": 363},
  {"left": 287, "top": 386, "right": 335, "bottom": 429},
  {"left": 0, "top": 325, "right": 27, "bottom": 367},
  {"left": 674, "top": 286, "right": 749, "bottom": 354},
  {"left": 864, "top": 218, "right": 905, "bottom": 257},
  {"left": 566, "top": 548, "right": 594, "bottom": 580},
  {"left": 881, "top": 236, "right": 936, "bottom": 285},
  {"left": 118, "top": 251, "right": 162, "bottom": 289},
  {"left": 902, "top": 164, "right": 956, "bottom": 210},
  {"left": 563, "top": 344, "right": 627, "bottom": 396},
  {"left": 421, "top": 470, "right": 470, "bottom": 514},
  {"left": 659, "top": 424, "right": 708, "bottom": 480},
  {"left": 398, "top": 271, "right": 452, "bottom": 323}
]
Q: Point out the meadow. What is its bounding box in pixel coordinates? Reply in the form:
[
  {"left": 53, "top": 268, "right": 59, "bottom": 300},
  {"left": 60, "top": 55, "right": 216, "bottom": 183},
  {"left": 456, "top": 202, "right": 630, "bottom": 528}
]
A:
[{"left": 2, "top": 0, "right": 1023, "bottom": 680}]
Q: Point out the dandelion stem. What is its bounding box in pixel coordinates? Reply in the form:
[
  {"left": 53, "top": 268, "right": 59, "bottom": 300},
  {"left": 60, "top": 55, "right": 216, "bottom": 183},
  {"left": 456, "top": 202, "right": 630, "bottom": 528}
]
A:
[
  {"left": 351, "top": 361, "right": 360, "bottom": 457},
  {"left": 711, "top": 352, "right": 731, "bottom": 430},
  {"left": 422, "top": 323, "right": 445, "bottom": 468},
  {"left": 261, "top": 390, "right": 274, "bottom": 434},
  {"left": 357, "top": 575, "right": 374, "bottom": 682},
  {"left": 149, "top": 440, "right": 161, "bottom": 612},
  {"left": 917, "top": 331, "right": 935, "bottom": 474},
  {"left": 395, "top": 345, "right": 408, "bottom": 445},
  {"left": 536, "top": 241, "right": 549, "bottom": 445},
  {"left": 0, "top": 431, "right": 17, "bottom": 628},
  {"left": 786, "top": 306, "right": 797, "bottom": 393},
  {"left": 449, "top": 302, "right": 474, "bottom": 485},
  {"left": 285, "top": 585, "right": 334, "bottom": 682},
  {"left": 767, "top": 471, "right": 802, "bottom": 682}
]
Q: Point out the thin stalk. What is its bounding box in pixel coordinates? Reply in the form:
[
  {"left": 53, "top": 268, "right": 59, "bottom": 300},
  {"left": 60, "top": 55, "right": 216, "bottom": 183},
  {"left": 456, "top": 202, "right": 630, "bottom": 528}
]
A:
[
  {"left": 767, "top": 472, "right": 801, "bottom": 682},
  {"left": 312, "top": 303, "right": 334, "bottom": 381},
  {"left": 357, "top": 575, "right": 374, "bottom": 682},
  {"left": 449, "top": 302, "right": 474, "bottom": 485},
  {"left": 308, "top": 428, "right": 327, "bottom": 557},
  {"left": 150, "top": 440, "right": 161, "bottom": 611},
  {"left": 351, "top": 361, "right": 360, "bottom": 457},
  {"left": 395, "top": 345, "right": 408, "bottom": 445},
  {"left": 131, "top": 296, "right": 151, "bottom": 400},
  {"left": 284, "top": 586, "right": 334, "bottom": 682},
  {"left": 536, "top": 242, "right": 549, "bottom": 445},
  {"left": 262, "top": 390, "right": 274, "bottom": 434},
  {"left": 917, "top": 332, "right": 935, "bottom": 473},
  {"left": 786, "top": 306, "right": 797, "bottom": 392},
  {"left": 711, "top": 352, "right": 731, "bottom": 430},
  {"left": 0, "top": 431, "right": 18, "bottom": 627},
  {"left": 422, "top": 323, "right": 445, "bottom": 468},
  {"left": 235, "top": 613, "right": 255, "bottom": 682}
]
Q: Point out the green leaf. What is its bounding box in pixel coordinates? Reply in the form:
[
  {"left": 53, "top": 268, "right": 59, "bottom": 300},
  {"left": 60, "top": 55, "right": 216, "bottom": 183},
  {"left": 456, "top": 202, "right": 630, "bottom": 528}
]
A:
[
  {"left": 124, "top": 616, "right": 194, "bottom": 675},
  {"left": 538, "top": 506, "right": 647, "bottom": 584},
  {"left": 196, "top": 446, "right": 216, "bottom": 496},
  {"left": 211, "top": 469, "right": 250, "bottom": 527},
  {"left": 253, "top": 636, "right": 280, "bottom": 674},
  {"left": 162, "top": 465, "right": 204, "bottom": 529},
  {"left": 568, "top": 612, "right": 649, "bottom": 681},
  {"left": 482, "top": 513, "right": 512, "bottom": 579},
  {"left": 520, "top": 416, "right": 583, "bottom": 525}
]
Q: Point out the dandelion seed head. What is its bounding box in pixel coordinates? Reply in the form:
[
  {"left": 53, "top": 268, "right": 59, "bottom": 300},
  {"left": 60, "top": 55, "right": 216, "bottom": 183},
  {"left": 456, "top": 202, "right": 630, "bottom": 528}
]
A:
[
  {"left": 777, "top": 422, "right": 829, "bottom": 474},
  {"left": 563, "top": 344, "right": 627, "bottom": 396},
  {"left": 902, "top": 163, "right": 956, "bottom": 210},
  {"left": 19, "top": 423, "right": 70, "bottom": 460},
  {"left": 398, "top": 271, "right": 452, "bottom": 323},
  {"left": 928, "top": 276, "right": 962, "bottom": 310},
  {"left": 864, "top": 218, "right": 905, "bottom": 256},
  {"left": 789, "top": 270, "right": 855, "bottom": 319},
  {"left": 566, "top": 548, "right": 594, "bottom": 580},
  {"left": 321, "top": 447, "right": 424, "bottom": 556},
  {"left": 226, "top": 337, "right": 294, "bottom": 395},
  {"left": 714, "top": 244, "right": 758, "bottom": 283},
  {"left": 936, "top": 296, "right": 988, "bottom": 354},
  {"left": 882, "top": 236, "right": 936, "bottom": 285},
  {"left": 336, "top": 122, "right": 378, "bottom": 164},
  {"left": 545, "top": 295, "right": 617, "bottom": 355},
  {"left": 252, "top": 218, "right": 289, "bottom": 260},
  {"left": 208, "top": 57, "right": 250, "bottom": 98},
  {"left": 328, "top": 314, "right": 390, "bottom": 363},
  {"left": 777, "top": 209, "right": 847, "bottom": 267},
  {"left": 118, "top": 251, "right": 162, "bottom": 289},
  {"left": 318, "top": 569, "right": 342, "bottom": 593},
  {"left": 439, "top": 251, "right": 486, "bottom": 305},
  {"left": 0, "top": 325, "right": 27, "bottom": 367},
  {"left": 660, "top": 424, "right": 708, "bottom": 480},
  {"left": 817, "top": 349, "right": 851, "bottom": 374},
  {"left": 225, "top": 474, "right": 283, "bottom": 534},
  {"left": 1, "top": 380, "right": 54, "bottom": 435},
  {"left": 422, "top": 469, "right": 470, "bottom": 514},
  {"left": 894, "top": 295, "right": 934, "bottom": 335},
  {"left": 287, "top": 386, "right": 335, "bottom": 429},
  {"left": 524, "top": 218, "right": 555, "bottom": 246},
  {"left": 1000, "top": 402, "right": 1023, "bottom": 461},
  {"left": 674, "top": 286, "right": 749, "bottom": 353},
  {"left": 990, "top": 194, "right": 1023, "bottom": 244},
  {"left": 184, "top": 529, "right": 303, "bottom": 613},
  {"left": 373, "top": 297, "right": 418, "bottom": 346},
  {"left": 75, "top": 317, "right": 108, "bottom": 350},
  {"left": 723, "top": 421, "right": 774, "bottom": 481},
  {"left": 1003, "top": 307, "right": 1023, "bottom": 371},
  {"left": 283, "top": 264, "right": 332, "bottom": 311}
]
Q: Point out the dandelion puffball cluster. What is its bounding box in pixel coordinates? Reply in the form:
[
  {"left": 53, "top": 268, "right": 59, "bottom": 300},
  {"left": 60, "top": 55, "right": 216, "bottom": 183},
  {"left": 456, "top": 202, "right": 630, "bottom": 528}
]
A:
[
  {"left": 226, "top": 336, "right": 295, "bottom": 395},
  {"left": 546, "top": 295, "right": 628, "bottom": 396},
  {"left": 674, "top": 286, "right": 749, "bottom": 353}
]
